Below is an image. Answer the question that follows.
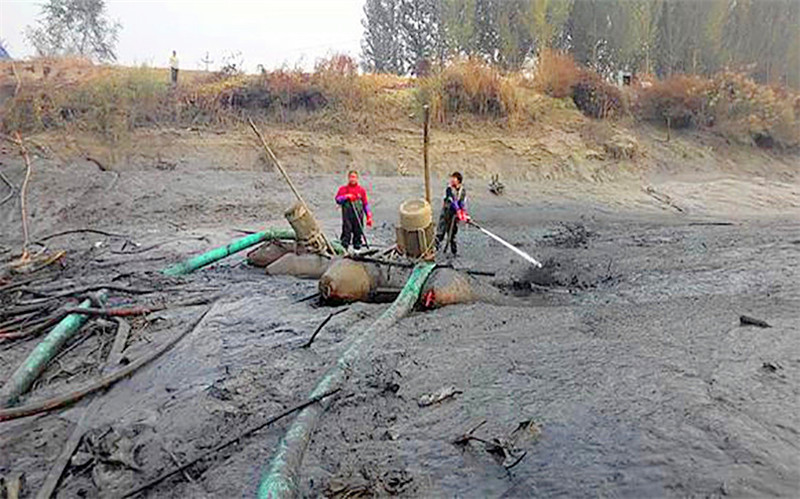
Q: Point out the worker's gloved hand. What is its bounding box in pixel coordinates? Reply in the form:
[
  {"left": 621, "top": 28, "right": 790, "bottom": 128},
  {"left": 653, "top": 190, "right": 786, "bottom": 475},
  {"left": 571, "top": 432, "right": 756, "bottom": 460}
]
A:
[
  {"left": 457, "top": 209, "right": 469, "bottom": 222},
  {"left": 366, "top": 213, "right": 374, "bottom": 227},
  {"left": 345, "top": 193, "right": 358, "bottom": 202}
]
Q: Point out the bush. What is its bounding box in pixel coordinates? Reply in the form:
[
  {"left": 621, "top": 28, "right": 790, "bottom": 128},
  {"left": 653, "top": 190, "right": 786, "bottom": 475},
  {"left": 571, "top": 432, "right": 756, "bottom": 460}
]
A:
[
  {"left": 532, "top": 50, "right": 622, "bottom": 119},
  {"left": 533, "top": 49, "right": 580, "bottom": 99},
  {"left": 418, "top": 58, "right": 520, "bottom": 123},
  {"left": 2, "top": 65, "right": 172, "bottom": 141},
  {"left": 571, "top": 70, "right": 624, "bottom": 119},
  {"left": 635, "top": 75, "right": 710, "bottom": 128},
  {"left": 706, "top": 72, "right": 799, "bottom": 149},
  {"left": 634, "top": 72, "right": 799, "bottom": 149}
]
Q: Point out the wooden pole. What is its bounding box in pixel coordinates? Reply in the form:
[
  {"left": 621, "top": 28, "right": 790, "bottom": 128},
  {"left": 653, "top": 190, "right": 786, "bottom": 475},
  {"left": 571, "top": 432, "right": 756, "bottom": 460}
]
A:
[
  {"left": 249, "top": 118, "right": 308, "bottom": 210},
  {"left": 423, "top": 105, "right": 431, "bottom": 204},
  {"left": 248, "top": 119, "right": 336, "bottom": 255}
]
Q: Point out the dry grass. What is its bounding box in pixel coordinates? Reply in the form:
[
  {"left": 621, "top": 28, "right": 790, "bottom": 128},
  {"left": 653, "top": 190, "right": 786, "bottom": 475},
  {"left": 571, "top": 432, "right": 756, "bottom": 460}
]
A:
[
  {"left": 533, "top": 49, "right": 580, "bottom": 99},
  {"left": 417, "top": 58, "right": 522, "bottom": 124},
  {"left": 635, "top": 72, "right": 800, "bottom": 149},
  {"left": 1, "top": 56, "right": 797, "bottom": 151}
]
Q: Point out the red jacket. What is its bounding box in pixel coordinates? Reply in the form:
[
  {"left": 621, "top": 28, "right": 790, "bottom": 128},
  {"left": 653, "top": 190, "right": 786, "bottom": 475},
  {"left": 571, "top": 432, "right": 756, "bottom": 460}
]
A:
[{"left": 335, "top": 184, "right": 371, "bottom": 216}]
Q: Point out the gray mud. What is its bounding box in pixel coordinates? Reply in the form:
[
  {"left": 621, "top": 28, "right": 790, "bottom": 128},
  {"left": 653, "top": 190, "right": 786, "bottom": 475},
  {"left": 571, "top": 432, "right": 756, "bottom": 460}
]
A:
[
  {"left": 0, "top": 150, "right": 798, "bottom": 498},
  {"left": 300, "top": 216, "right": 799, "bottom": 497}
]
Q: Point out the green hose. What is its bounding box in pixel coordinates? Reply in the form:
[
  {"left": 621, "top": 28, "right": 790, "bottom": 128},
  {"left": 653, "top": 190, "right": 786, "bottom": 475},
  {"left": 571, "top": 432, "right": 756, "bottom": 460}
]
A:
[
  {"left": 0, "top": 291, "right": 107, "bottom": 408},
  {"left": 162, "top": 228, "right": 344, "bottom": 276},
  {"left": 258, "top": 262, "right": 435, "bottom": 499},
  {"left": 162, "top": 228, "right": 296, "bottom": 276}
]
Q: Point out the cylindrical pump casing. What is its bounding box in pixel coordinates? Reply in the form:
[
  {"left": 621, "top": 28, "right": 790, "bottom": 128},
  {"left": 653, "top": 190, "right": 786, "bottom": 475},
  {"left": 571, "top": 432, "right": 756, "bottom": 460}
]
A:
[
  {"left": 285, "top": 203, "right": 320, "bottom": 241},
  {"left": 396, "top": 198, "right": 434, "bottom": 259},
  {"left": 285, "top": 202, "right": 326, "bottom": 253}
]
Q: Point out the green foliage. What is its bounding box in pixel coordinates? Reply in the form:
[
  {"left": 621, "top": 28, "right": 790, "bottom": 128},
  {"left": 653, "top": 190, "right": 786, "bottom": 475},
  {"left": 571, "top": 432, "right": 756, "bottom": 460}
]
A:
[
  {"left": 361, "top": 0, "right": 404, "bottom": 74},
  {"left": 360, "top": 0, "right": 799, "bottom": 89},
  {"left": 25, "top": 0, "right": 120, "bottom": 62}
]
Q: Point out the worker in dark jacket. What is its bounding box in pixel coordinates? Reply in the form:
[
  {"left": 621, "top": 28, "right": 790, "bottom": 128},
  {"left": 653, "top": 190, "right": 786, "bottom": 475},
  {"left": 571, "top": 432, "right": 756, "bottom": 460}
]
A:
[
  {"left": 435, "top": 171, "right": 469, "bottom": 256},
  {"left": 335, "top": 170, "right": 373, "bottom": 252}
]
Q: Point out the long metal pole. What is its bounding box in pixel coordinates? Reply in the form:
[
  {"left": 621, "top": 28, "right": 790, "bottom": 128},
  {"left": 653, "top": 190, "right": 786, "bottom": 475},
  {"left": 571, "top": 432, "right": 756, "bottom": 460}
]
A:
[
  {"left": 468, "top": 220, "right": 543, "bottom": 268},
  {"left": 423, "top": 105, "right": 431, "bottom": 204}
]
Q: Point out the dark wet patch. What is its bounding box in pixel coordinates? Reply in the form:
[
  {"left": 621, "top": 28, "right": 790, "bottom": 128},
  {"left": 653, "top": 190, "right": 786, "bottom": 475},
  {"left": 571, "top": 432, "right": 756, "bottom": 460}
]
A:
[
  {"left": 493, "top": 257, "right": 618, "bottom": 297},
  {"left": 540, "top": 222, "right": 595, "bottom": 248}
]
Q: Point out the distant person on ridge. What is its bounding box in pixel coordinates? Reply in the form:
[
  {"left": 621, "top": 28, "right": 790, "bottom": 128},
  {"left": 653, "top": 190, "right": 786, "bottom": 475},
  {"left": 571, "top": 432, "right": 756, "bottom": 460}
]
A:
[
  {"left": 335, "top": 170, "right": 373, "bottom": 253},
  {"left": 435, "top": 171, "right": 469, "bottom": 257},
  {"left": 169, "top": 50, "right": 179, "bottom": 85}
]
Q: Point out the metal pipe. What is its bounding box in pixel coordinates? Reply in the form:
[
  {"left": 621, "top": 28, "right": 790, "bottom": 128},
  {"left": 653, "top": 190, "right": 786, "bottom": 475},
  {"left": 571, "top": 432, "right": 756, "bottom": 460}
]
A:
[
  {"left": 0, "top": 291, "right": 107, "bottom": 408},
  {"left": 468, "top": 220, "right": 543, "bottom": 268},
  {"left": 258, "top": 262, "right": 435, "bottom": 499},
  {"left": 161, "top": 228, "right": 296, "bottom": 276}
]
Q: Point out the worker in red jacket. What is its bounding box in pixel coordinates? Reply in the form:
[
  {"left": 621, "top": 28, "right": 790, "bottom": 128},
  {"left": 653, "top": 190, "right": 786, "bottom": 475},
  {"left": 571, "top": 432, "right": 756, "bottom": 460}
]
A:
[{"left": 335, "top": 170, "right": 373, "bottom": 252}]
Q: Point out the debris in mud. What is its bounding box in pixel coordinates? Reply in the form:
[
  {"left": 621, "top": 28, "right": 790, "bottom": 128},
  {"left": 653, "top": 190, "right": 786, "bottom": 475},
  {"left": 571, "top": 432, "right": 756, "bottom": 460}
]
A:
[
  {"left": 740, "top": 315, "right": 771, "bottom": 328},
  {"left": 453, "top": 418, "right": 541, "bottom": 469},
  {"left": 417, "top": 385, "right": 462, "bottom": 407},
  {"left": 489, "top": 174, "right": 505, "bottom": 195},
  {"left": 302, "top": 307, "right": 349, "bottom": 348},
  {"left": 325, "top": 466, "right": 413, "bottom": 497},
  {"left": 325, "top": 475, "right": 372, "bottom": 498},
  {"left": 382, "top": 469, "right": 413, "bottom": 494},
  {"left": 83, "top": 426, "right": 144, "bottom": 472},
  {"left": 206, "top": 383, "right": 234, "bottom": 401},
  {"left": 643, "top": 185, "right": 685, "bottom": 213},
  {"left": 154, "top": 158, "right": 177, "bottom": 171},
  {"left": 761, "top": 361, "right": 782, "bottom": 373},
  {"left": 541, "top": 222, "right": 594, "bottom": 248}
]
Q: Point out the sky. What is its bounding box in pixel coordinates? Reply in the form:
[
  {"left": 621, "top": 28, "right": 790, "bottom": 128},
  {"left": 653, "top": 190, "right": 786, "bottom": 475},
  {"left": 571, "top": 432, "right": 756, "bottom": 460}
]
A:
[{"left": 0, "top": 0, "right": 365, "bottom": 72}]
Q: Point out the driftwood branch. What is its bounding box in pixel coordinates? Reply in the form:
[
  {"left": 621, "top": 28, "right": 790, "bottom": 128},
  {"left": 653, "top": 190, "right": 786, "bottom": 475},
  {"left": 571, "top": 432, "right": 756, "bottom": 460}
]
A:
[
  {"left": 0, "top": 307, "right": 212, "bottom": 422},
  {"left": 740, "top": 315, "right": 771, "bottom": 328},
  {"left": 37, "top": 228, "right": 129, "bottom": 243},
  {"left": 294, "top": 292, "right": 320, "bottom": 304},
  {"left": 60, "top": 296, "right": 219, "bottom": 317},
  {"left": 0, "top": 169, "right": 16, "bottom": 206},
  {"left": 13, "top": 132, "right": 33, "bottom": 260},
  {"left": 17, "top": 284, "right": 184, "bottom": 306},
  {"left": 302, "top": 307, "right": 349, "bottom": 348},
  {"left": 85, "top": 156, "right": 108, "bottom": 172}
]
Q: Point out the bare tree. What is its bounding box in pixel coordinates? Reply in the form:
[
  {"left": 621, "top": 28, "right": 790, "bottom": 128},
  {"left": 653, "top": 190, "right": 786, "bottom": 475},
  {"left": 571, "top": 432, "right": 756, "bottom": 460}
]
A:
[{"left": 26, "top": 0, "right": 121, "bottom": 62}]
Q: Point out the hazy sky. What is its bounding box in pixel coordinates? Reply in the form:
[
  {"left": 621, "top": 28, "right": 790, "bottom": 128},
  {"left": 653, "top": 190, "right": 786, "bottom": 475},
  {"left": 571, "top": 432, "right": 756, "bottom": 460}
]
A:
[{"left": 0, "top": 0, "right": 365, "bottom": 72}]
